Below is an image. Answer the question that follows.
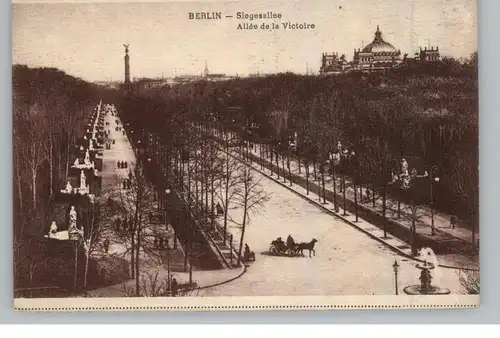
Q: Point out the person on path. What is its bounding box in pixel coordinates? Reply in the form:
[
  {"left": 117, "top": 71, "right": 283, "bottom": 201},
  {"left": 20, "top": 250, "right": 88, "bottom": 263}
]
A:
[
  {"left": 286, "top": 235, "right": 294, "bottom": 250},
  {"left": 171, "top": 278, "right": 178, "bottom": 297},
  {"left": 216, "top": 202, "right": 224, "bottom": 215},
  {"left": 159, "top": 237, "right": 164, "bottom": 249},
  {"left": 244, "top": 243, "right": 251, "bottom": 257},
  {"left": 450, "top": 216, "right": 457, "bottom": 229},
  {"left": 103, "top": 238, "right": 110, "bottom": 253}
]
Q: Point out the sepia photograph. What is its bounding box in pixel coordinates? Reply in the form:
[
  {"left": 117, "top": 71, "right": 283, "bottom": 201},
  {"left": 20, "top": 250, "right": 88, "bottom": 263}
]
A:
[{"left": 12, "top": 0, "right": 478, "bottom": 311}]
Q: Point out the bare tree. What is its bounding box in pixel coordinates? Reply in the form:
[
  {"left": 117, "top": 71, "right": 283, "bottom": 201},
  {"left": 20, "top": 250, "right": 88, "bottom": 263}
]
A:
[
  {"left": 216, "top": 151, "right": 242, "bottom": 245},
  {"left": 450, "top": 151, "right": 479, "bottom": 246},
  {"left": 234, "top": 165, "right": 271, "bottom": 265},
  {"left": 457, "top": 269, "right": 480, "bottom": 294},
  {"left": 112, "top": 163, "right": 157, "bottom": 296},
  {"left": 121, "top": 270, "right": 199, "bottom": 297},
  {"left": 18, "top": 105, "right": 47, "bottom": 211},
  {"left": 80, "top": 193, "right": 117, "bottom": 289}
]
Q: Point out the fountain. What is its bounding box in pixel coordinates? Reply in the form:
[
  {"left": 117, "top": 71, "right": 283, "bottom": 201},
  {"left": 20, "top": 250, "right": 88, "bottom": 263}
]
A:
[{"left": 403, "top": 247, "right": 451, "bottom": 295}]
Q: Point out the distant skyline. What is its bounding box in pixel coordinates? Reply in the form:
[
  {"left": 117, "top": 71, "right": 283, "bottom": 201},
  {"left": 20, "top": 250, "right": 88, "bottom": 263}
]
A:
[{"left": 13, "top": 0, "right": 477, "bottom": 82}]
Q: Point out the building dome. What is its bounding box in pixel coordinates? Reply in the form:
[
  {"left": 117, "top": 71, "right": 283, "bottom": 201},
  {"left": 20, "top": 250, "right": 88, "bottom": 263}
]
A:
[{"left": 362, "top": 26, "right": 398, "bottom": 53}]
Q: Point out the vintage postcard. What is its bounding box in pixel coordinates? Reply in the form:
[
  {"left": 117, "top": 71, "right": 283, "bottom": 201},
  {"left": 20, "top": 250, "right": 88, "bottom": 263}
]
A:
[{"left": 12, "top": 0, "right": 479, "bottom": 311}]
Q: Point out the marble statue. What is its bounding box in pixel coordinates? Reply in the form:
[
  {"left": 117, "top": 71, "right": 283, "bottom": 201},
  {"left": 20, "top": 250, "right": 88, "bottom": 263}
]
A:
[
  {"left": 80, "top": 170, "right": 86, "bottom": 189},
  {"left": 69, "top": 206, "right": 77, "bottom": 230},
  {"left": 401, "top": 159, "right": 409, "bottom": 176},
  {"left": 89, "top": 139, "right": 94, "bottom": 151},
  {"left": 65, "top": 180, "right": 73, "bottom": 193},
  {"left": 80, "top": 145, "right": 84, "bottom": 151},
  {"left": 49, "top": 221, "right": 58, "bottom": 234},
  {"left": 73, "top": 158, "right": 79, "bottom": 167},
  {"left": 84, "top": 149, "right": 91, "bottom": 165}
]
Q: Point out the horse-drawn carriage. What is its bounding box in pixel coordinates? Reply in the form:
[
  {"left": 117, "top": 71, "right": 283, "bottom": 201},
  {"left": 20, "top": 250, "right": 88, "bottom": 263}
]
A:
[{"left": 269, "top": 236, "right": 318, "bottom": 258}]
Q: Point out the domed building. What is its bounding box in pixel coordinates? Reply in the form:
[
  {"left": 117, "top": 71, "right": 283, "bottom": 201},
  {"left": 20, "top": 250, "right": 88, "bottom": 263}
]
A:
[{"left": 352, "top": 26, "right": 402, "bottom": 72}]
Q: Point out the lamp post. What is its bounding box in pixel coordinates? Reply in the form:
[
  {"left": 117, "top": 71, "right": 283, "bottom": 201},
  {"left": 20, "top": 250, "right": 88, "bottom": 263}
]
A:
[
  {"left": 344, "top": 148, "right": 357, "bottom": 219},
  {"left": 392, "top": 260, "right": 399, "bottom": 295},
  {"left": 352, "top": 153, "right": 359, "bottom": 223},
  {"left": 162, "top": 243, "right": 171, "bottom": 291},
  {"left": 382, "top": 153, "right": 391, "bottom": 238},
  {"left": 83, "top": 196, "right": 94, "bottom": 290},
  {"left": 288, "top": 139, "right": 295, "bottom": 187},
  {"left": 328, "top": 150, "right": 340, "bottom": 213},
  {"left": 390, "top": 159, "right": 428, "bottom": 256},
  {"left": 69, "top": 226, "right": 83, "bottom": 291},
  {"left": 429, "top": 166, "right": 440, "bottom": 236},
  {"left": 165, "top": 188, "right": 171, "bottom": 233}
]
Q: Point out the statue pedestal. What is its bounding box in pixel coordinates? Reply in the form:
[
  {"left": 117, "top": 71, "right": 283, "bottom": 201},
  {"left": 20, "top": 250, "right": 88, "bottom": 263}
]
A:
[
  {"left": 403, "top": 285, "right": 451, "bottom": 295},
  {"left": 68, "top": 228, "right": 83, "bottom": 241}
]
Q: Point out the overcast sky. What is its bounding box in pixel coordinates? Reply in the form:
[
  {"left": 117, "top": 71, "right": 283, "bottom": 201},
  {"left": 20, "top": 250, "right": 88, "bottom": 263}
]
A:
[{"left": 12, "top": 0, "right": 477, "bottom": 82}]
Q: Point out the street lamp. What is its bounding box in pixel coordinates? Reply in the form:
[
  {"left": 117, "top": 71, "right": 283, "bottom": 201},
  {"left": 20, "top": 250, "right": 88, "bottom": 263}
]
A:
[
  {"left": 287, "top": 139, "right": 296, "bottom": 187},
  {"left": 328, "top": 150, "right": 341, "bottom": 213},
  {"left": 429, "top": 166, "right": 440, "bottom": 236},
  {"left": 382, "top": 153, "right": 392, "bottom": 238},
  {"left": 390, "top": 159, "right": 428, "bottom": 256},
  {"left": 392, "top": 260, "right": 400, "bottom": 295},
  {"left": 165, "top": 188, "right": 171, "bottom": 235},
  {"left": 336, "top": 141, "right": 355, "bottom": 216},
  {"left": 69, "top": 223, "right": 84, "bottom": 291},
  {"left": 340, "top": 145, "right": 356, "bottom": 220}
]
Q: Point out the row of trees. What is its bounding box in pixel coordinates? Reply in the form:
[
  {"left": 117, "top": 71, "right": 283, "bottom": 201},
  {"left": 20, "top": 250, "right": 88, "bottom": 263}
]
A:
[
  {"left": 13, "top": 65, "right": 118, "bottom": 291},
  {"left": 119, "top": 95, "right": 270, "bottom": 271},
  {"left": 124, "top": 55, "right": 477, "bottom": 232}
]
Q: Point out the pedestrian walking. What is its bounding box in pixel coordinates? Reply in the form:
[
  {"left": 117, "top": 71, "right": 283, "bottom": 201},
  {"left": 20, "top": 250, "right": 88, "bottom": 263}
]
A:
[
  {"left": 159, "top": 237, "right": 164, "bottom": 249},
  {"left": 450, "top": 216, "right": 458, "bottom": 229},
  {"left": 216, "top": 202, "right": 224, "bottom": 215},
  {"left": 366, "top": 189, "right": 371, "bottom": 203},
  {"left": 171, "top": 278, "right": 178, "bottom": 297},
  {"left": 103, "top": 238, "right": 110, "bottom": 253},
  {"left": 164, "top": 237, "right": 169, "bottom": 249}
]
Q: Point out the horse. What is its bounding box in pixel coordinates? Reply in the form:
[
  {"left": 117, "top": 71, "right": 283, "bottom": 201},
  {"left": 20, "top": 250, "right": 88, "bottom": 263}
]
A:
[{"left": 297, "top": 239, "right": 318, "bottom": 258}]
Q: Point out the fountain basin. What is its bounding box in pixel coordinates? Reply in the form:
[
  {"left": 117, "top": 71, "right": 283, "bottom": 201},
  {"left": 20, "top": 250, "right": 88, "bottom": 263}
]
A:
[{"left": 403, "top": 285, "right": 451, "bottom": 295}]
